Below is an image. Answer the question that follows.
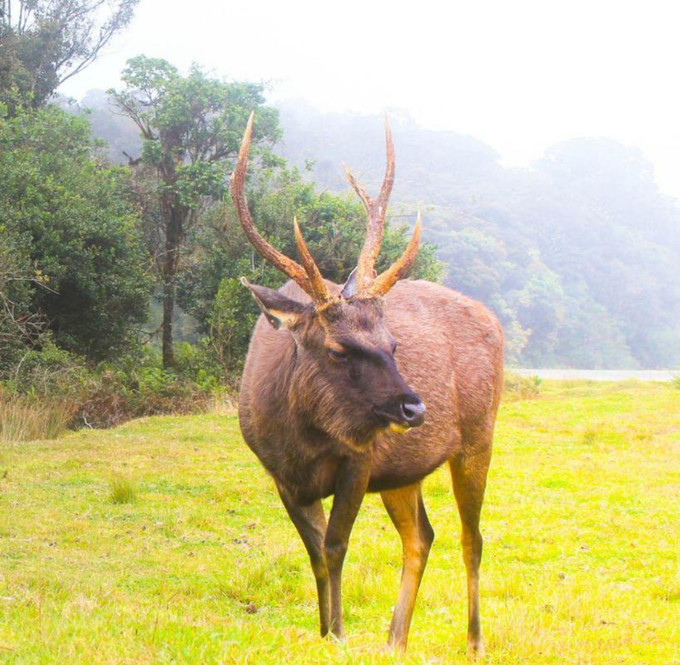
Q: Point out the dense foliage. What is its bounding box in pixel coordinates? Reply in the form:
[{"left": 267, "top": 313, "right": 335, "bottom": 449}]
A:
[
  {"left": 177, "top": 164, "right": 441, "bottom": 373},
  {"left": 0, "top": 105, "right": 151, "bottom": 363},
  {"left": 0, "top": 0, "right": 138, "bottom": 110},
  {"left": 109, "top": 56, "right": 280, "bottom": 367}
]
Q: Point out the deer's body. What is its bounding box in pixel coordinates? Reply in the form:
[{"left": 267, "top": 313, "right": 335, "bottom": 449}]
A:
[
  {"left": 231, "top": 114, "right": 503, "bottom": 656},
  {"left": 240, "top": 279, "right": 503, "bottom": 503}
]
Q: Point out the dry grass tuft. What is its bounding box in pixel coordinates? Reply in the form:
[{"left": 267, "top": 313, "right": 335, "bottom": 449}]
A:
[
  {"left": 0, "top": 394, "right": 76, "bottom": 443},
  {"left": 503, "top": 371, "right": 542, "bottom": 400}
]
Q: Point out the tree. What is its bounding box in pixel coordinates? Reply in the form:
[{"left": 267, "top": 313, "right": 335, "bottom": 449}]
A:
[
  {"left": 0, "top": 0, "right": 138, "bottom": 109},
  {"left": 0, "top": 105, "right": 151, "bottom": 360},
  {"left": 109, "top": 56, "right": 279, "bottom": 368},
  {"left": 0, "top": 229, "right": 48, "bottom": 372}
]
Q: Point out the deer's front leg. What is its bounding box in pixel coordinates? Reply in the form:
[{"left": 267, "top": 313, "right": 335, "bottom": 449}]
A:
[
  {"left": 324, "top": 452, "right": 371, "bottom": 639},
  {"left": 276, "top": 485, "right": 330, "bottom": 636}
]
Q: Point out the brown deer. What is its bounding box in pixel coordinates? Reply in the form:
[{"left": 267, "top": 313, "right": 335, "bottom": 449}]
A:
[{"left": 231, "top": 113, "right": 504, "bottom": 657}]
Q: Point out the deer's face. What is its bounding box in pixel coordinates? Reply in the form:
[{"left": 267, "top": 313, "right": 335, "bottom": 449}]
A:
[
  {"left": 233, "top": 112, "right": 424, "bottom": 449},
  {"left": 310, "top": 298, "right": 426, "bottom": 445},
  {"left": 246, "top": 283, "right": 425, "bottom": 448}
]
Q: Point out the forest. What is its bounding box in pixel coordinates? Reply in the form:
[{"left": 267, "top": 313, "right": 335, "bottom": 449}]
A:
[
  {"left": 1, "top": 0, "right": 679, "bottom": 438},
  {"left": 82, "top": 93, "right": 680, "bottom": 370}
]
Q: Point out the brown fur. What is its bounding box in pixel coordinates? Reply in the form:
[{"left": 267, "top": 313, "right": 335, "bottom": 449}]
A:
[{"left": 238, "top": 276, "right": 504, "bottom": 653}]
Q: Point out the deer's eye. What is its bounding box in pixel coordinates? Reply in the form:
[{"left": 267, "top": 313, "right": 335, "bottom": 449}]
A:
[{"left": 327, "top": 348, "right": 348, "bottom": 363}]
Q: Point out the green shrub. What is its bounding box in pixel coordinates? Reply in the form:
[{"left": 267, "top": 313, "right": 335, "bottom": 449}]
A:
[
  {"left": 1, "top": 341, "right": 231, "bottom": 437},
  {"left": 3, "top": 339, "right": 88, "bottom": 397},
  {"left": 79, "top": 366, "right": 214, "bottom": 429}
]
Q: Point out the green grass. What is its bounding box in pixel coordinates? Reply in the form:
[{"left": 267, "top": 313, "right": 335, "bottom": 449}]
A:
[
  {"left": 0, "top": 381, "right": 678, "bottom": 663},
  {"left": 109, "top": 475, "right": 138, "bottom": 505}
]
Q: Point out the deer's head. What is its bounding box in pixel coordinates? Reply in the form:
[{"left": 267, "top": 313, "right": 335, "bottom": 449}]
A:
[{"left": 231, "top": 114, "right": 425, "bottom": 448}]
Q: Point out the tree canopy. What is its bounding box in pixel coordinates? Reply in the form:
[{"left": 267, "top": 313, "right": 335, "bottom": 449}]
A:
[
  {"left": 0, "top": 105, "right": 151, "bottom": 363},
  {"left": 275, "top": 102, "right": 680, "bottom": 369},
  {"left": 0, "top": 0, "right": 138, "bottom": 110},
  {"left": 177, "top": 162, "right": 441, "bottom": 372},
  {"left": 109, "top": 56, "right": 280, "bottom": 367}
]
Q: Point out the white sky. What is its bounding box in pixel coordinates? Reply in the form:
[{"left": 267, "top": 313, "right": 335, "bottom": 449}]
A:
[{"left": 60, "top": 0, "right": 680, "bottom": 200}]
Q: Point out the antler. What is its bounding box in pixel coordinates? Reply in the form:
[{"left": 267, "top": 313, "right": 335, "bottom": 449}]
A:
[
  {"left": 346, "top": 117, "right": 396, "bottom": 294},
  {"left": 230, "top": 112, "right": 332, "bottom": 304},
  {"left": 345, "top": 117, "right": 421, "bottom": 297},
  {"left": 369, "top": 211, "right": 422, "bottom": 296}
]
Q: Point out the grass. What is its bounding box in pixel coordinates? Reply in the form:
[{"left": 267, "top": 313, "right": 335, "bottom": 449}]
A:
[
  {"left": 0, "top": 381, "right": 678, "bottom": 663},
  {"left": 109, "top": 475, "right": 138, "bottom": 505},
  {"left": 0, "top": 394, "right": 75, "bottom": 443}
]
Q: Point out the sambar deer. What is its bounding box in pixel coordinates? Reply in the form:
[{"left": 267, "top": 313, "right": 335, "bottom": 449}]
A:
[{"left": 231, "top": 113, "right": 504, "bottom": 657}]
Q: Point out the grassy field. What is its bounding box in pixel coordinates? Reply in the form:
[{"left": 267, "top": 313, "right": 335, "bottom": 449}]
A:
[{"left": 1, "top": 381, "right": 678, "bottom": 664}]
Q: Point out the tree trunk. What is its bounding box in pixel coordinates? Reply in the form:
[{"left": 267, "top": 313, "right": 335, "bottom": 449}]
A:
[
  {"left": 161, "top": 269, "right": 175, "bottom": 369},
  {"left": 161, "top": 200, "right": 184, "bottom": 369}
]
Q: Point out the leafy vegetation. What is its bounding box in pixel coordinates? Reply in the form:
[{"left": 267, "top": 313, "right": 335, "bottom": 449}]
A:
[
  {"left": 0, "top": 381, "right": 678, "bottom": 663},
  {"left": 74, "top": 96, "right": 680, "bottom": 369},
  {"left": 109, "top": 56, "right": 280, "bottom": 368},
  {"left": 177, "top": 163, "right": 442, "bottom": 374},
  {"left": 0, "top": 341, "right": 229, "bottom": 440},
  {"left": 0, "top": 105, "right": 151, "bottom": 361},
  {"left": 275, "top": 103, "right": 680, "bottom": 369},
  {"left": 0, "top": 0, "right": 139, "bottom": 110}
]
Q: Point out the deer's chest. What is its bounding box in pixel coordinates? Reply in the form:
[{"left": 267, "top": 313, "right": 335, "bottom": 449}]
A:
[{"left": 246, "top": 430, "right": 345, "bottom": 506}]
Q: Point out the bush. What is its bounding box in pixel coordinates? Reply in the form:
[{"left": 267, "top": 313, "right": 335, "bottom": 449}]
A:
[
  {"left": 79, "top": 367, "right": 214, "bottom": 429},
  {"left": 2, "top": 339, "right": 88, "bottom": 397},
  {"left": 504, "top": 371, "right": 542, "bottom": 400},
  {"left": 0, "top": 106, "right": 152, "bottom": 361},
  {"left": 1, "top": 342, "right": 232, "bottom": 437}
]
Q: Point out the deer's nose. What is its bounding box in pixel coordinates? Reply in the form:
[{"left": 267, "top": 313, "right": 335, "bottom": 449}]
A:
[{"left": 400, "top": 396, "right": 426, "bottom": 427}]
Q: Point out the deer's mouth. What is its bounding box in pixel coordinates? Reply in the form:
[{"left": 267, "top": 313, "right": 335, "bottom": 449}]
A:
[{"left": 373, "top": 397, "right": 426, "bottom": 433}]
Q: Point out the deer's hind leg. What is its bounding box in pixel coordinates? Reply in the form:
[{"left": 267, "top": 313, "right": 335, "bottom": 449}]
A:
[
  {"left": 448, "top": 435, "right": 492, "bottom": 658},
  {"left": 380, "top": 481, "right": 435, "bottom": 651}
]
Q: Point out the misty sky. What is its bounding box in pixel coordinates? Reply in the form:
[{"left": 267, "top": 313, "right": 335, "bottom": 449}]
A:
[{"left": 60, "top": 0, "right": 680, "bottom": 200}]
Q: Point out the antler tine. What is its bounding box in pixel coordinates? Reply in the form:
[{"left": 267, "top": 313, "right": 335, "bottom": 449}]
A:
[
  {"left": 230, "top": 112, "right": 315, "bottom": 298},
  {"left": 352, "top": 116, "right": 396, "bottom": 294},
  {"left": 345, "top": 166, "right": 371, "bottom": 216},
  {"left": 377, "top": 116, "right": 396, "bottom": 216},
  {"left": 368, "top": 211, "right": 422, "bottom": 297},
  {"left": 293, "top": 217, "right": 332, "bottom": 303}
]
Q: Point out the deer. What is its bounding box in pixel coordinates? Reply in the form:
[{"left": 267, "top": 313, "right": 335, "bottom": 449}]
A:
[{"left": 230, "top": 112, "right": 504, "bottom": 657}]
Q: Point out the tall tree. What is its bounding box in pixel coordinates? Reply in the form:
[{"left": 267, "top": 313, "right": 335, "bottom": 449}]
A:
[
  {"left": 0, "top": 0, "right": 138, "bottom": 109},
  {"left": 109, "top": 56, "right": 279, "bottom": 368}
]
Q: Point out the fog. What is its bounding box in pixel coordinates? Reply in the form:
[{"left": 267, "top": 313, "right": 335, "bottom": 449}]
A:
[{"left": 59, "top": 0, "right": 680, "bottom": 200}]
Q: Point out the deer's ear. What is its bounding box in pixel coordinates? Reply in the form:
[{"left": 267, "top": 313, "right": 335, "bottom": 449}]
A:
[
  {"left": 340, "top": 267, "right": 359, "bottom": 299},
  {"left": 241, "top": 278, "right": 306, "bottom": 330},
  {"left": 340, "top": 266, "right": 376, "bottom": 299}
]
